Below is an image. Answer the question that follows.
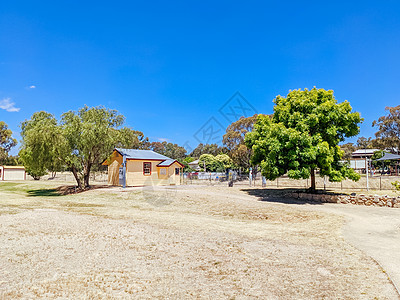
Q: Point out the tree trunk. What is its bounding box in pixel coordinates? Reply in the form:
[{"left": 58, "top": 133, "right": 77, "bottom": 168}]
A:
[
  {"left": 71, "top": 167, "right": 83, "bottom": 190},
  {"left": 310, "top": 168, "right": 316, "bottom": 192},
  {"left": 83, "top": 163, "right": 92, "bottom": 189}
]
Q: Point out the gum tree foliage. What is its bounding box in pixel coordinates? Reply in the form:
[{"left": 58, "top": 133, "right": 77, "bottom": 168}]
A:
[
  {"left": 0, "top": 121, "right": 17, "bottom": 163},
  {"left": 373, "top": 105, "right": 400, "bottom": 153},
  {"left": 149, "top": 141, "right": 187, "bottom": 159},
  {"left": 198, "top": 153, "right": 233, "bottom": 172},
  {"left": 58, "top": 106, "right": 125, "bottom": 189},
  {"left": 20, "top": 106, "right": 128, "bottom": 188},
  {"left": 245, "top": 88, "right": 362, "bottom": 191},
  {"left": 223, "top": 115, "right": 259, "bottom": 172},
  {"left": 355, "top": 136, "right": 385, "bottom": 150},
  {"left": 190, "top": 143, "right": 228, "bottom": 158},
  {"left": 116, "top": 128, "right": 150, "bottom": 150},
  {"left": 339, "top": 142, "right": 356, "bottom": 160},
  {"left": 20, "top": 112, "right": 60, "bottom": 180}
]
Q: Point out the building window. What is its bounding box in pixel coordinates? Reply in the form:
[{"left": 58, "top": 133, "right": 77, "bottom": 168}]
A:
[
  {"left": 160, "top": 168, "right": 166, "bottom": 175},
  {"left": 143, "top": 162, "right": 151, "bottom": 175},
  {"left": 175, "top": 168, "right": 180, "bottom": 175}
]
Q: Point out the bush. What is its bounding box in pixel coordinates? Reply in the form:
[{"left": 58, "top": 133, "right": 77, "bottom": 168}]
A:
[{"left": 391, "top": 181, "right": 400, "bottom": 191}]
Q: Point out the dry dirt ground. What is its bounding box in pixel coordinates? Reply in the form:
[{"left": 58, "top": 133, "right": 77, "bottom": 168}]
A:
[{"left": 0, "top": 181, "right": 399, "bottom": 299}]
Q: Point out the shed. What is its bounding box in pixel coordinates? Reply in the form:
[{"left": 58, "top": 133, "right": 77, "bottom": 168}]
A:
[
  {"left": 102, "top": 148, "right": 184, "bottom": 186},
  {"left": 0, "top": 166, "right": 26, "bottom": 181}
]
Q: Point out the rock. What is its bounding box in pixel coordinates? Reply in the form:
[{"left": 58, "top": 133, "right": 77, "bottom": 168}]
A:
[{"left": 350, "top": 192, "right": 357, "bottom": 196}]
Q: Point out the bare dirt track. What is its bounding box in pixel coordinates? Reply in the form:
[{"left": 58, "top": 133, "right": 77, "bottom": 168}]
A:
[{"left": 0, "top": 182, "right": 399, "bottom": 299}]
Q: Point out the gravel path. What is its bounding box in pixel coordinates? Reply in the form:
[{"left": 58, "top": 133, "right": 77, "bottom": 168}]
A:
[{"left": 308, "top": 203, "right": 400, "bottom": 295}]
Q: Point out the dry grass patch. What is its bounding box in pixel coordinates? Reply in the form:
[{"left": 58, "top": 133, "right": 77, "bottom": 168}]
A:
[{"left": 0, "top": 182, "right": 398, "bottom": 298}]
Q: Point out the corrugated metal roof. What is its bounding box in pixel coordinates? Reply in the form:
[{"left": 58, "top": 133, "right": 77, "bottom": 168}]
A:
[
  {"left": 115, "top": 148, "right": 171, "bottom": 160},
  {"left": 188, "top": 159, "right": 199, "bottom": 165},
  {"left": 157, "top": 159, "right": 175, "bottom": 167},
  {"left": 352, "top": 149, "right": 380, "bottom": 155}
]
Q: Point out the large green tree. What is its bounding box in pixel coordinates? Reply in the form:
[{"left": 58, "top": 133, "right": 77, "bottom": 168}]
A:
[
  {"left": 20, "top": 106, "right": 127, "bottom": 189},
  {"left": 58, "top": 106, "right": 125, "bottom": 189},
  {"left": 20, "top": 112, "right": 61, "bottom": 179},
  {"left": 0, "top": 121, "right": 17, "bottom": 163},
  {"left": 245, "top": 88, "right": 362, "bottom": 191}
]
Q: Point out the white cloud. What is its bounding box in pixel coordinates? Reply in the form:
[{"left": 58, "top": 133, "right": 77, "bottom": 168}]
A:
[
  {"left": 29, "top": 85, "right": 36, "bottom": 89},
  {"left": 157, "top": 137, "right": 171, "bottom": 142},
  {"left": 0, "top": 98, "right": 20, "bottom": 112}
]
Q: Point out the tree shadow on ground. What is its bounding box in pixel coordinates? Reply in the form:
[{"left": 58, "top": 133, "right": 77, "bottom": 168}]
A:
[
  {"left": 27, "top": 184, "right": 112, "bottom": 197},
  {"left": 27, "top": 189, "right": 62, "bottom": 197},
  {"left": 241, "top": 188, "right": 325, "bottom": 205}
]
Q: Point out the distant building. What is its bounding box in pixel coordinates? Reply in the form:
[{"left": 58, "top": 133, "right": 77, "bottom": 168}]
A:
[
  {"left": 351, "top": 149, "right": 380, "bottom": 159},
  {"left": 350, "top": 149, "right": 380, "bottom": 170},
  {"left": 0, "top": 166, "right": 26, "bottom": 181},
  {"left": 188, "top": 159, "right": 201, "bottom": 171}
]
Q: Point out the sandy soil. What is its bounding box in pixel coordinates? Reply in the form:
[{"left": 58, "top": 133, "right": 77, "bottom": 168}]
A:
[{"left": 0, "top": 182, "right": 398, "bottom": 299}]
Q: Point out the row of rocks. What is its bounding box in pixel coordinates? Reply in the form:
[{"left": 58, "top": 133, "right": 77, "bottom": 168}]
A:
[{"left": 287, "top": 192, "right": 400, "bottom": 208}]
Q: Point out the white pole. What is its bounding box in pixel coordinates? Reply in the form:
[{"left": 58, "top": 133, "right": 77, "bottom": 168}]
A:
[
  {"left": 365, "top": 153, "right": 369, "bottom": 191},
  {"left": 249, "top": 167, "right": 252, "bottom": 186}
]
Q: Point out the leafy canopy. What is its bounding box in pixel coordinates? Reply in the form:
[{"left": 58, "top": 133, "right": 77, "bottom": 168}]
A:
[
  {"left": 223, "top": 115, "right": 259, "bottom": 171},
  {"left": 0, "top": 121, "right": 17, "bottom": 163},
  {"left": 373, "top": 105, "right": 400, "bottom": 152},
  {"left": 20, "top": 106, "right": 132, "bottom": 188},
  {"left": 198, "top": 153, "right": 233, "bottom": 172},
  {"left": 245, "top": 88, "right": 362, "bottom": 184},
  {"left": 20, "top": 112, "right": 61, "bottom": 179}
]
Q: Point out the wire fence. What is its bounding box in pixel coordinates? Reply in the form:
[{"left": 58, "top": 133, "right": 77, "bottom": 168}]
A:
[
  {"left": 182, "top": 172, "right": 400, "bottom": 191},
  {"left": 28, "top": 171, "right": 400, "bottom": 191}
]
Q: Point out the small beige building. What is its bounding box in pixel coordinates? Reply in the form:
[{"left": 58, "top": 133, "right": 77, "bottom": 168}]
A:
[
  {"left": 0, "top": 166, "right": 26, "bottom": 181},
  {"left": 103, "top": 148, "right": 184, "bottom": 187}
]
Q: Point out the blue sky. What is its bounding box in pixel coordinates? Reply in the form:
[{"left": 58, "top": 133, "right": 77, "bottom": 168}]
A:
[{"left": 1, "top": 1, "right": 399, "bottom": 154}]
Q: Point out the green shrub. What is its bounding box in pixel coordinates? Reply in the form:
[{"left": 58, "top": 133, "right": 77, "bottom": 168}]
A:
[{"left": 391, "top": 181, "right": 400, "bottom": 191}]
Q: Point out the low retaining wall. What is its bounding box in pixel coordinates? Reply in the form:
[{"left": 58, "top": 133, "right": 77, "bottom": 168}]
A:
[{"left": 287, "top": 192, "right": 400, "bottom": 208}]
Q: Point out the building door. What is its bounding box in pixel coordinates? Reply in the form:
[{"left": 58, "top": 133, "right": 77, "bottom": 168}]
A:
[{"left": 108, "top": 160, "right": 121, "bottom": 186}]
